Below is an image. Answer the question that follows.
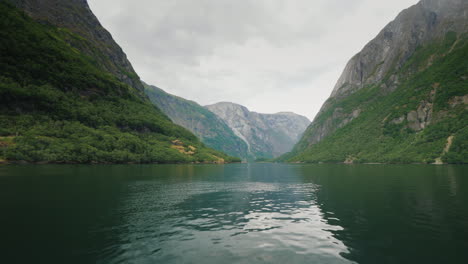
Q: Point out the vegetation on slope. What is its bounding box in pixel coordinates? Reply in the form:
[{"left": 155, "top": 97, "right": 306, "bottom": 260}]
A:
[
  {"left": 284, "top": 32, "right": 468, "bottom": 164},
  {"left": 0, "top": 2, "right": 240, "bottom": 163},
  {"left": 144, "top": 84, "right": 250, "bottom": 160}
]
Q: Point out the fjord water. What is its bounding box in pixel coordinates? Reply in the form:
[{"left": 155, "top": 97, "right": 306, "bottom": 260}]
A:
[{"left": 1, "top": 164, "right": 467, "bottom": 264}]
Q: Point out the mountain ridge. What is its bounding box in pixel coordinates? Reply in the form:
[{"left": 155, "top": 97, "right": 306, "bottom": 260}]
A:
[
  {"left": 206, "top": 102, "right": 310, "bottom": 159},
  {"left": 7, "top": 0, "right": 145, "bottom": 92},
  {"left": 143, "top": 83, "right": 250, "bottom": 160},
  {"left": 0, "top": 0, "right": 239, "bottom": 163},
  {"left": 331, "top": 0, "right": 467, "bottom": 98},
  {"left": 284, "top": 0, "right": 468, "bottom": 164},
  {"left": 144, "top": 87, "right": 310, "bottom": 160}
]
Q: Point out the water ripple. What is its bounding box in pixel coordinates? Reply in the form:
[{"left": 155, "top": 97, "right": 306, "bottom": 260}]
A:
[{"left": 102, "top": 181, "right": 354, "bottom": 263}]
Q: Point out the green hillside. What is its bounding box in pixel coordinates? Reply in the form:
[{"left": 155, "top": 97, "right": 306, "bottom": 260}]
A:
[
  {"left": 144, "top": 84, "right": 250, "bottom": 160},
  {"left": 284, "top": 33, "right": 468, "bottom": 164},
  {"left": 0, "top": 2, "right": 239, "bottom": 163}
]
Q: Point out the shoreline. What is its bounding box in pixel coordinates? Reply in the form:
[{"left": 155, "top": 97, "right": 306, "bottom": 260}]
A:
[
  {"left": 1, "top": 160, "right": 465, "bottom": 165},
  {"left": 0, "top": 160, "right": 243, "bottom": 166}
]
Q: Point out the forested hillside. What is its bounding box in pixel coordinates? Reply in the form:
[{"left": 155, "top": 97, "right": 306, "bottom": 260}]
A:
[{"left": 0, "top": 1, "right": 239, "bottom": 163}]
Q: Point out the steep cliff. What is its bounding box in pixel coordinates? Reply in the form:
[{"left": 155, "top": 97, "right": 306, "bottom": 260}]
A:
[
  {"left": 206, "top": 102, "right": 310, "bottom": 159},
  {"left": 7, "top": 0, "right": 144, "bottom": 92},
  {"left": 0, "top": 1, "right": 238, "bottom": 163},
  {"left": 332, "top": 0, "right": 467, "bottom": 98},
  {"left": 144, "top": 83, "right": 250, "bottom": 160},
  {"left": 286, "top": 0, "right": 468, "bottom": 164}
]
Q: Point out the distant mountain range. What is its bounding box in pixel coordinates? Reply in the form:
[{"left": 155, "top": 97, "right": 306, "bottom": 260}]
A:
[
  {"left": 144, "top": 84, "right": 310, "bottom": 160},
  {"left": 283, "top": 0, "right": 468, "bottom": 164},
  {"left": 144, "top": 83, "right": 250, "bottom": 159},
  {"left": 206, "top": 102, "right": 310, "bottom": 159}
]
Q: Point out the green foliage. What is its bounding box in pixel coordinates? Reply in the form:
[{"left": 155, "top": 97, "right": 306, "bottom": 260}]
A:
[
  {"left": 0, "top": 3, "right": 239, "bottom": 163},
  {"left": 443, "top": 126, "right": 468, "bottom": 164},
  {"left": 285, "top": 33, "right": 468, "bottom": 164},
  {"left": 144, "top": 84, "right": 249, "bottom": 160},
  {"left": 254, "top": 157, "right": 273, "bottom": 162}
]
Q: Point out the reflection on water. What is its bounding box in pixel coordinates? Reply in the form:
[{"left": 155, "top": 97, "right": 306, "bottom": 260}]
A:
[
  {"left": 111, "top": 179, "right": 352, "bottom": 263},
  {"left": 302, "top": 165, "right": 468, "bottom": 264},
  {"left": 0, "top": 164, "right": 467, "bottom": 264}
]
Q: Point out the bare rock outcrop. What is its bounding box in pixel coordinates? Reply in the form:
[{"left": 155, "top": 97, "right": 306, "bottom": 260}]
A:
[
  {"left": 206, "top": 102, "right": 310, "bottom": 158},
  {"left": 331, "top": 0, "right": 468, "bottom": 98},
  {"left": 297, "top": 0, "right": 467, "bottom": 151}
]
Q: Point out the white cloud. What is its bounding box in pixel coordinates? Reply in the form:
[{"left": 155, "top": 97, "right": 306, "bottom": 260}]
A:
[{"left": 89, "top": 0, "right": 419, "bottom": 119}]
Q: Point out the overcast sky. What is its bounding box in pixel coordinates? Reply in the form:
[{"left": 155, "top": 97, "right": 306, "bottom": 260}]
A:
[{"left": 88, "top": 0, "right": 419, "bottom": 120}]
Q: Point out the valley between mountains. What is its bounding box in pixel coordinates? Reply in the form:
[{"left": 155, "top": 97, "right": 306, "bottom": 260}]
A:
[{"left": 0, "top": 0, "right": 466, "bottom": 164}]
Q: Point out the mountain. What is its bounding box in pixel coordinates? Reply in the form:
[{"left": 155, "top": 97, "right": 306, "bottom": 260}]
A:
[
  {"left": 283, "top": 0, "right": 468, "bottom": 164},
  {"left": 0, "top": 0, "right": 239, "bottom": 163},
  {"left": 11, "top": 0, "right": 144, "bottom": 93},
  {"left": 143, "top": 83, "right": 250, "bottom": 159},
  {"left": 206, "top": 102, "right": 310, "bottom": 159}
]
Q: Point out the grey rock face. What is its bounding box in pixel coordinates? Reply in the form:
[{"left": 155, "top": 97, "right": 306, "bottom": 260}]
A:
[
  {"left": 298, "top": 0, "right": 467, "bottom": 150},
  {"left": 388, "top": 99, "right": 434, "bottom": 132},
  {"left": 331, "top": 0, "right": 467, "bottom": 98},
  {"left": 8, "top": 0, "right": 144, "bottom": 92},
  {"left": 302, "top": 107, "right": 362, "bottom": 147},
  {"left": 449, "top": 94, "right": 468, "bottom": 107},
  {"left": 206, "top": 102, "right": 310, "bottom": 158},
  {"left": 404, "top": 100, "right": 434, "bottom": 131},
  {"left": 143, "top": 84, "right": 250, "bottom": 160}
]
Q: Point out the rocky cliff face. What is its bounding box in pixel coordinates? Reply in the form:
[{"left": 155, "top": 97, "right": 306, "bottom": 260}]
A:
[
  {"left": 7, "top": 0, "right": 143, "bottom": 92},
  {"left": 206, "top": 102, "right": 310, "bottom": 158},
  {"left": 332, "top": 0, "right": 467, "bottom": 98},
  {"left": 144, "top": 84, "right": 250, "bottom": 160},
  {"left": 288, "top": 0, "right": 468, "bottom": 164}
]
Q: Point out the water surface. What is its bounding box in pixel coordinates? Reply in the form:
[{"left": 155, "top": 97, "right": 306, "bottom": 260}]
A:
[{"left": 1, "top": 163, "right": 467, "bottom": 264}]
